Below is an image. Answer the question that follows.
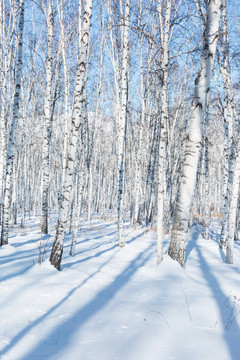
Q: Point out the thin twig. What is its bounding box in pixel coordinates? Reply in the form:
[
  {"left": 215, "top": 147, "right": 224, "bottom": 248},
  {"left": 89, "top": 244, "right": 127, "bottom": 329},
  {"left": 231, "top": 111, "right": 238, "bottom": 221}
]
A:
[
  {"left": 181, "top": 288, "right": 192, "bottom": 321},
  {"left": 144, "top": 310, "right": 170, "bottom": 327}
]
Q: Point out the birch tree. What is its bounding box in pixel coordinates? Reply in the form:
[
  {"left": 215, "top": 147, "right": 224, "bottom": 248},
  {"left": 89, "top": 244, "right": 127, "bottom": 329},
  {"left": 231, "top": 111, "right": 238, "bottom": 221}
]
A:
[
  {"left": 41, "top": 0, "right": 54, "bottom": 235},
  {"left": 87, "top": 1, "right": 105, "bottom": 227},
  {"left": 117, "top": 0, "right": 130, "bottom": 247},
  {"left": 50, "top": 0, "right": 92, "bottom": 270},
  {"left": 1, "top": 0, "right": 25, "bottom": 245},
  {"left": 168, "top": 0, "right": 222, "bottom": 267},
  {"left": 57, "top": 0, "right": 70, "bottom": 185},
  {"left": 0, "top": 0, "right": 19, "bottom": 224},
  {"left": 226, "top": 147, "right": 240, "bottom": 264},
  {"left": 156, "top": 0, "right": 171, "bottom": 264},
  {"left": 218, "top": 0, "right": 235, "bottom": 250},
  {"left": 219, "top": 0, "right": 239, "bottom": 264}
]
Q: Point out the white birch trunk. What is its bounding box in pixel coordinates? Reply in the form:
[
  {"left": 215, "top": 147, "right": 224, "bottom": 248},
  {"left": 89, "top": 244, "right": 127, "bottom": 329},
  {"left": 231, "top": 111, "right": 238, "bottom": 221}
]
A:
[
  {"left": 87, "top": 164, "right": 93, "bottom": 226},
  {"left": 226, "top": 150, "right": 240, "bottom": 264},
  {"left": 218, "top": 0, "right": 235, "bottom": 249},
  {"left": 117, "top": 0, "right": 130, "bottom": 247},
  {"left": 133, "top": 27, "right": 145, "bottom": 229},
  {"left": 168, "top": 0, "right": 221, "bottom": 267},
  {"left": 41, "top": 0, "right": 53, "bottom": 234},
  {"left": 157, "top": 0, "right": 171, "bottom": 265},
  {"left": 87, "top": 11, "right": 104, "bottom": 227},
  {"left": 70, "top": 93, "right": 88, "bottom": 255},
  {"left": 1, "top": 0, "right": 24, "bottom": 245},
  {"left": 57, "top": 0, "right": 70, "bottom": 186},
  {"left": 0, "top": 1, "right": 18, "bottom": 224},
  {"left": 204, "top": 117, "right": 210, "bottom": 240},
  {"left": 0, "top": 74, "right": 7, "bottom": 213},
  {"left": 70, "top": 167, "right": 84, "bottom": 256},
  {"left": 50, "top": 0, "right": 92, "bottom": 270}
]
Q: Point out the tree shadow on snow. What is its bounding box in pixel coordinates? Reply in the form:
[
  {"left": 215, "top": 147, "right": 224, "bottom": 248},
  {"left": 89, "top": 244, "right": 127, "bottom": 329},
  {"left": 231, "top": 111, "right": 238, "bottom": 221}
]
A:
[
  {"left": 0, "top": 246, "right": 40, "bottom": 283},
  {"left": 0, "top": 236, "right": 53, "bottom": 283},
  {"left": 126, "top": 230, "right": 148, "bottom": 245},
  {"left": 196, "top": 246, "right": 240, "bottom": 359},
  {"left": 218, "top": 247, "right": 226, "bottom": 263},
  {"left": 0, "top": 248, "right": 37, "bottom": 266},
  {"left": 63, "top": 230, "right": 146, "bottom": 269},
  {"left": 64, "top": 239, "right": 118, "bottom": 258},
  {"left": 70, "top": 230, "right": 118, "bottom": 247},
  {"left": 12, "top": 234, "right": 52, "bottom": 248},
  {"left": 208, "top": 228, "right": 221, "bottom": 244},
  {"left": 185, "top": 225, "right": 201, "bottom": 262},
  {"left": 0, "top": 242, "right": 155, "bottom": 360},
  {"left": 62, "top": 242, "right": 119, "bottom": 269},
  {"left": 80, "top": 222, "right": 114, "bottom": 233},
  {"left": 0, "top": 263, "right": 33, "bottom": 285}
]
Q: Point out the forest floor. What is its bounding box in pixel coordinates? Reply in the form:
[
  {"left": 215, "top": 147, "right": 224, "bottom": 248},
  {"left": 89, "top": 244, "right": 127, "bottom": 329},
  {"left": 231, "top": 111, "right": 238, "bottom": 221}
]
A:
[{"left": 0, "top": 214, "right": 240, "bottom": 360}]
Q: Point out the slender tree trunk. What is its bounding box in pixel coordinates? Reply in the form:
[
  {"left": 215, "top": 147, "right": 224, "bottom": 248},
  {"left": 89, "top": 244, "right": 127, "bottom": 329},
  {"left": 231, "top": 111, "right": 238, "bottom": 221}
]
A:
[
  {"left": 226, "top": 150, "right": 240, "bottom": 264},
  {"left": 57, "top": 0, "right": 70, "bottom": 186},
  {"left": 87, "top": 163, "right": 93, "bottom": 226},
  {"left": 117, "top": 0, "right": 130, "bottom": 247},
  {"left": 157, "top": 0, "right": 171, "bottom": 265},
  {"left": 133, "top": 28, "right": 145, "bottom": 229},
  {"left": 70, "top": 168, "right": 84, "bottom": 256},
  {"left": 1, "top": 0, "right": 25, "bottom": 245},
  {"left": 204, "top": 112, "right": 210, "bottom": 240},
  {"left": 218, "top": 0, "right": 235, "bottom": 249},
  {"left": 41, "top": 0, "right": 54, "bottom": 234},
  {"left": 0, "top": 1, "right": 18, "bottom": 225},
  {"left": 50, "top": 0, "right": 92, "bottom": 270}
]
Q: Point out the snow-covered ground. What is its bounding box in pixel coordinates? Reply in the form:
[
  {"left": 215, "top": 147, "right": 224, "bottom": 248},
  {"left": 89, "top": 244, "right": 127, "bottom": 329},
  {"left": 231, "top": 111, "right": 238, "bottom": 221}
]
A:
[{"left": 1, "top": 214, "right": 240, "bottom": 360}]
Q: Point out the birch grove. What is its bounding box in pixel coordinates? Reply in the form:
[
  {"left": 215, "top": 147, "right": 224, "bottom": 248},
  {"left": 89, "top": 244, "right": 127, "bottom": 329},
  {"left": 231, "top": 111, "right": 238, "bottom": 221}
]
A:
[{"left": 0, "top": 0, "right": 240, "bottom": 270}]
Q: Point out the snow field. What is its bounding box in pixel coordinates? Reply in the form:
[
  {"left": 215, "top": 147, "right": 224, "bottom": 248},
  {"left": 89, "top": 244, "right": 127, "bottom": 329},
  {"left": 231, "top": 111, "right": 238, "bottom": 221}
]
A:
[{"left": 0, "top": 215, "right": 240, "bottom": 359}]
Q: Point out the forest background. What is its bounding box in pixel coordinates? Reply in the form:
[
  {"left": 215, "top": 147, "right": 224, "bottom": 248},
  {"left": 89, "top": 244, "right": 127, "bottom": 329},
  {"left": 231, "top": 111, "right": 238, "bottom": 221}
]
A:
[{"left": 0, "top": 0, "right": 239, "bottom": 271}]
